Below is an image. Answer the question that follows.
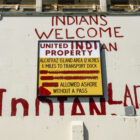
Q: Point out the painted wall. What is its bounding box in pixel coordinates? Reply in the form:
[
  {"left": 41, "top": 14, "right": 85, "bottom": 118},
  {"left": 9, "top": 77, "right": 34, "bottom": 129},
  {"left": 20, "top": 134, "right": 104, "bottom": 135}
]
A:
[{"left": 0, "top": 15, "right": 140, "bottom": 140}]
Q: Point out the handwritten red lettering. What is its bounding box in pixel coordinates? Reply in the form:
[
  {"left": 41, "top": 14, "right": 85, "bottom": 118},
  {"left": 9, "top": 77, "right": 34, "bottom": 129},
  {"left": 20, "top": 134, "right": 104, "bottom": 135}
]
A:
[
  {"left": 134, "top": 85, "right": 140, "bottom": 109},
  {"left": 35, "top": 98, "right": 53, "bottom": 116},
  {"left": 35, "top": 28, "right": 53, "bottom": 39},
  {"left": 114, "top": 27, "right": 124, "bottom": 38},
  {"left": 100, "top": 15, "right": 108, "bottom": 26},
  {"left": 11, "top": 98, "right": 29, "bottom": 116},
  {"left": 0, "top": 89, "right": 6, "bottom": 116},
  {"left": 76, "top": 28, "right": 85, "bottom": 38},
  {"left": 71, "top": 97, "right": 85, "bottom": 115},
  {"left": 55, "top": 28, "right": 63, "bottom": 39},
  {"left": 124, "top": 85, "right": 134, "bottom": 107},
  {"left": 108, "top": 83, "right": 122, "bottom": 105},
  {"left": 58, "top": 97, "right": 67, "bottom": 116},
  {"left": 89, "top": 97, "right": 106, "bottom": 115}
]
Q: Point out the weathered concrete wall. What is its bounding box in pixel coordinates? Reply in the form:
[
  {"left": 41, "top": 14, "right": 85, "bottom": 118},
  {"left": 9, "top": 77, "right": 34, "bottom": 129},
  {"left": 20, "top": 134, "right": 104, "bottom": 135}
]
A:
[
  {"left": 0, "top": 117, "right": 139, "bottom": 140},
  {"left": 0, "top": 15, "right": 140, "bottom": 140}
]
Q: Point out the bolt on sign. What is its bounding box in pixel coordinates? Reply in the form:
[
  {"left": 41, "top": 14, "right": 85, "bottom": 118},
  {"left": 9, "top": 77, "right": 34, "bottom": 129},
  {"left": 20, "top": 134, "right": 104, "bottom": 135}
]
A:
[{"left": 37, "top": 41, "right": 103, "bottom": 96}]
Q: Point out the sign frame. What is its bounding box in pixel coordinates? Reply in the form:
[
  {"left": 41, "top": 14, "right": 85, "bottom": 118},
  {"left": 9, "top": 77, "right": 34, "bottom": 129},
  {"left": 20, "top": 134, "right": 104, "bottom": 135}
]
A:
[{"left": 37, "top": 40, "right": 104, "bottom": 97}]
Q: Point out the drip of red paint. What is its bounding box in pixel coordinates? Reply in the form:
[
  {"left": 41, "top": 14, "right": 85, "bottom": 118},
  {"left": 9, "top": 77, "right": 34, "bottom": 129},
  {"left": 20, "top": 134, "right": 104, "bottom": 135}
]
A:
[
  {"left": 39, "top": 86, "right": 51, "bottom": 96},
  {"left": 111, "top": 113, "right": 117, "bottom": 116}
]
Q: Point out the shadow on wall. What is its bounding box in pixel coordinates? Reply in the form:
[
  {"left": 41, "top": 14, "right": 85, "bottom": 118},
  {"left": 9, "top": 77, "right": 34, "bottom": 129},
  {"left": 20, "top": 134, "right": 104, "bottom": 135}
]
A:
[{"left": 84, "top": 123, "right": 89, "bottom": 140}]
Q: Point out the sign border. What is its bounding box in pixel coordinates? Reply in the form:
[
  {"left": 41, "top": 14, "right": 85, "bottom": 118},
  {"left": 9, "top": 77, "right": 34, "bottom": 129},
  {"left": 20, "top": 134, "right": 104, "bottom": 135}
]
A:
[{"left": 37, "top": 40, "right": 104, "bottom": 97}]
